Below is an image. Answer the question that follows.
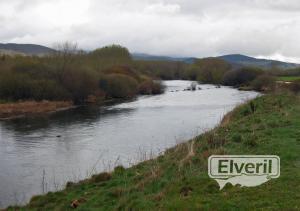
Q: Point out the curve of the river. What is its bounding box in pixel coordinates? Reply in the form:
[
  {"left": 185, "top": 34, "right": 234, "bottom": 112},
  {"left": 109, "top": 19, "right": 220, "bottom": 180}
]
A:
[{"left": 0, "top": 80, "right": 259, "bottom": 207}]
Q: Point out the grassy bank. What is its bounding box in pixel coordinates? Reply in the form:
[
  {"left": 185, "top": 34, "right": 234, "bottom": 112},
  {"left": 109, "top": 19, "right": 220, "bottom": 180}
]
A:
[
  {"left": 0, "top": 101, "right": 73, "bottom": 120},
  {"left": 6, "top": 92, "right": 300, "bottom": 210},
  {"left": 277, "top": 76, "right": 300, "bottom": 82}
]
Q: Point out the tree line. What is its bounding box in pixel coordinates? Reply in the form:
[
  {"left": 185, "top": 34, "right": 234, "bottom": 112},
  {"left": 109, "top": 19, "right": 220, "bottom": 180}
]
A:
[
  {"left": 1, "top": 43, "right": 297, "bottom": 104},
  {"left": 0, "top": 44, "right": 165, "bottom": 104}
]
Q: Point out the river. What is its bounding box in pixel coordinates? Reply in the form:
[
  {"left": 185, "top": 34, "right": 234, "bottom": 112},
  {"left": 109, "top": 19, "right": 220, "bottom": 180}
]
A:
[{"left": 0, "top": 80, "right": 259, "bottom": 207}]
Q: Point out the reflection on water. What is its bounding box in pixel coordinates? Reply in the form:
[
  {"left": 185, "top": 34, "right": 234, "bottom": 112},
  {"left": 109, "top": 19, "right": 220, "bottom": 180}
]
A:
[{"left": 0, "top": 80, "right": 259, "bottom": 207}]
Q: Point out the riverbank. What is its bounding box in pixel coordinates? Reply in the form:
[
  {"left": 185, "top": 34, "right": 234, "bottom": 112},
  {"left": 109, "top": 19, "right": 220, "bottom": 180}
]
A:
[
  {"left": 0, "top": 101, "right": 74, "bottom": 120},
  {"left": 5, "top": 91, "right": 300, "bottom": 210}
]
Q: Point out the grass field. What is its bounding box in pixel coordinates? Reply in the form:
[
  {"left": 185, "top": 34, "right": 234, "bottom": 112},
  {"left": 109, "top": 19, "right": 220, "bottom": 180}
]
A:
[
  {"left": 6, "top": 93, "right": 300, "bottom": 210},
  {"left": 277, "top": 76, "right": 300, "bottom": 82}
]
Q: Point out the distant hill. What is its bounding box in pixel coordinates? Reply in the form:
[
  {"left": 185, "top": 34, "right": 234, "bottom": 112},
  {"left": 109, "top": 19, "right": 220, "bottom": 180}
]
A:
[
  {"left": 0, "top": 43, "right": 55, "bottom": 56},
  {"left": 217, "top": 54, "right": 300, "bottom": 69},
  {"left": 1, "top": 44, "right": 298, "bottom": 69},
  {"left": 132, "top": 53, "right": 300, "bottom": 69},
  {"left": 132, "top": 53, "right": 196, "bottom": 64}
]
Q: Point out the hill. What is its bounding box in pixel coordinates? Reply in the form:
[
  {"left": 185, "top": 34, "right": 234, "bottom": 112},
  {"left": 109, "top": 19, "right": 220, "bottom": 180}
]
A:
[
  {"left": 132, "top": 52, "right": 300, "bottom": 69},
  {"left": 132, "top": 53, "right": 196, "bottom": 64},
  {"left": 218, "top": 54, "right": 300, "bottom": 69},
  {"left": 0, "top": 43, "right": 55, "bottom": 56}
]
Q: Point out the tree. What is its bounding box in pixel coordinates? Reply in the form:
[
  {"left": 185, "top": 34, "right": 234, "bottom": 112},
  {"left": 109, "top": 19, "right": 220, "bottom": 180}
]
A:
[{"left": 191, "top": 58, "right": 231, "bottom": 84}]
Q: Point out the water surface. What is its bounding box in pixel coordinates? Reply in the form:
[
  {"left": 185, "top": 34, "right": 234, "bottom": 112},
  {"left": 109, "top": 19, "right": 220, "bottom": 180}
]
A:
[{"left": 0, "top": 80, "right": 258, "bottom": 207}]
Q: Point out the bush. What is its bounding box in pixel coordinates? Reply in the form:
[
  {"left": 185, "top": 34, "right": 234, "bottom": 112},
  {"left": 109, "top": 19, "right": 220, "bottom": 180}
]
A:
[
  {"left": 0, "top": 73, "right": 70, "bottom": 101},
  {"left": 90, "top": 45, "right": 132, "bottom": 71},
  {"left": 222, "top": 67, "right": 263, "bottom": 86},
  {"left": 231, "top": 133, "right": 242, "bottom": 143},
  {"left": 139, "top": 80, "right": 165, "bottom": 95},
  {"left": 289, "top": 80, "right": 300, "bottom": 94},
  {"left": 251, "top": 74, "right": 276, "bottom": 91},
  {"left": 91, "top": 172, "right": 112, "bottom": 183},
  {"left": 192, "top": 58, "right": 231, "bottom": 84},
  {"left": 0, "top": 73, "right": 30, "bottom": 100},
  {"left": 62, "top": 67, "right": 98, "bottom": 104},
  {"left": 30, "top": 80, "right": 70, "bottom": 100},
  {"left": 100, "top": 74, "right": 138, "bottom": 98},
  {"left": 103, "top": 65, "right": 140, "bottom": 81}
]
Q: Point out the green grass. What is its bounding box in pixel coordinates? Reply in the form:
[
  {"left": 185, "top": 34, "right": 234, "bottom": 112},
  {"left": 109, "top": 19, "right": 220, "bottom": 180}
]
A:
[
  {"left": 277, "top": 76, "right": 300, "bottom": 82},
  {"left": 6, "top": 93, "right": 300, "bottom": 210}
]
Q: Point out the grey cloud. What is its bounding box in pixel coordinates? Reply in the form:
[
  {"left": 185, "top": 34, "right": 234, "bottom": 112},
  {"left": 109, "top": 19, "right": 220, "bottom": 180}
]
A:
[{"left": 1, "top": 0, "right": 300, "bottom": 62}]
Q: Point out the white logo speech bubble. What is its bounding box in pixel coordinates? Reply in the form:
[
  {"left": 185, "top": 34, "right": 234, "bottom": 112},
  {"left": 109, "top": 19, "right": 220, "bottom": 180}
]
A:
[{"left": 208, "top": 155, "right": 280, "bottom": 190}]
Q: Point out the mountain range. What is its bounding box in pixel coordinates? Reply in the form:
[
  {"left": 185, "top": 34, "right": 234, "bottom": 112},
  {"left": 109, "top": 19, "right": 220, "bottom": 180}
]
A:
[
  {"left": 132, "top": 53, "right": 300, "bottom": 69},
  {"left": 0, "top": 43, "right": 55, "bottom": 56},
  {"left": 0, "top": 43, "right": 299, "bottom": 69}
]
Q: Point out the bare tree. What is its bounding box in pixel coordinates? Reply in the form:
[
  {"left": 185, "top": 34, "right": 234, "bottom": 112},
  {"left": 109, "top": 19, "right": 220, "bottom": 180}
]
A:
[{"left": 52, "top": 41, "right": 78, "bottom": 72}]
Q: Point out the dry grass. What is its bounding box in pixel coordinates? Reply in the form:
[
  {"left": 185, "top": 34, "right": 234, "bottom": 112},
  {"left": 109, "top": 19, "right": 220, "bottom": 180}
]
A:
[{"left": 0, "top": 100, "right": 73, "bottom": 119}]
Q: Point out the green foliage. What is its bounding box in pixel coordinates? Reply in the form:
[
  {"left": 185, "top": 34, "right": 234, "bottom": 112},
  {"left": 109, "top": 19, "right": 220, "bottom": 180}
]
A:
[
  {"left": 192, "top": 58, "right": 231, "bottom": 84},
  {"left": 222, "top": 67, "right": 263, "bottom": 86},
  {"left": 251, "top": 74, "right": 276, "bottom": 91},
  {"left": 90, "top": 45, "right": 132, "bottom": 71},
  {"left": 277, "top": 76, "right": 300, "bottom": 82},
  {"left": 100, "top": 74, "right": 138, "bottom": 98},
  {"left": 0, "top": 72, "right": 69, "bottom": 101},
  {"left": 62, "top": 67, "right": 98, "bottom": 104},
  {"left": 0, "top": 44, "right": 165, "bottom": 104},
  {"left": 231, "top": 133, "right": 242, "bottom": 143}
]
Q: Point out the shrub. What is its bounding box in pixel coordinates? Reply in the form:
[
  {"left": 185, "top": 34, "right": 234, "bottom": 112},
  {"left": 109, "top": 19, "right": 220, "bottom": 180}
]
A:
[
  {"left": 139, "top": 80, "right": 165, "bottom": 95},
  {"left": 231, "top": 133, "right": 242, "bottom": 143},
  {"left": 62, "top": 67, "right": 98, "bottom": 104},
  {"left": 251, "top": 74, "right": 276, "bottom": 91},
  {"left": 0, "top": 73, "right": 69, "bottom": 101},
  {"left": 0, "top": 73, "right": 33, "bottom": 100},
  {"left": 100, "top": 74, "right": 138, "bottom": 98},
  {"left": 92, "top": 172, "right": 112, "bottom": 183},
  {"left": 114, "top": 165, "right": 126, "bottom": 175},
  {"left": 30, "top": 80, "right": 70, "bottom": 100},
  {"left": 103, "top": 65, "right": 140, "bottom": 81},
  {"left": 289, "top": 80, "right": 300, "bottom": 94},
  {"left": 193, "top": 58, "right": 231, "bottom": 84},
  {"left": 222, "top": 67, "right": 263, "bottom": 86},
  {"left": 90, "top": 45, "right": 132, "bottom": 71}
]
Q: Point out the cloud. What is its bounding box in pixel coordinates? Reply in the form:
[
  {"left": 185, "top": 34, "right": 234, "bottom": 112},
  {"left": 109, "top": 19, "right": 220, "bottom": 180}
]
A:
[{"left": 1, "top": 0, "right": 300, "bottom": 62}]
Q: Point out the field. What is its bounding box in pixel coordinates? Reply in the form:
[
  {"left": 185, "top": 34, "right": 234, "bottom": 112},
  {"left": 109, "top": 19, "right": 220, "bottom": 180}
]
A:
[
  {"left": 277, "top": 76, "right": 300, "bottom": 82},
  {"left": 6, "top": 93, "right": 300, "bottom": 210}
]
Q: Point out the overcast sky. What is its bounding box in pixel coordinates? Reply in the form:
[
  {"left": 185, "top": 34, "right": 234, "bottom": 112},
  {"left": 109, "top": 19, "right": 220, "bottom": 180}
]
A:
[{"left": 1, "top": 0, "right": 300, "bottom": 62}]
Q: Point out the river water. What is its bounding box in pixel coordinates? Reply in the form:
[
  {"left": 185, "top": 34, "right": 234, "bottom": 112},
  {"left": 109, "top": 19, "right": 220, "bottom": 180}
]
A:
[{"left": 0, "top": 80, "right": 258, "bottom": 207}]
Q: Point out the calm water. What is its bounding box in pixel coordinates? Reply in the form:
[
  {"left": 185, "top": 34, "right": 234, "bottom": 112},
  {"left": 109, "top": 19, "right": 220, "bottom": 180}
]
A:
[{"left": 0, "top": 81, "right": 258, "bottom": 207}]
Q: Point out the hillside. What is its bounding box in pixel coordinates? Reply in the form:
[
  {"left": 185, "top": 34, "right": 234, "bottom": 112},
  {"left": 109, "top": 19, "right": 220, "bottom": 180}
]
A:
[
  {"left": 132, "top": 53, "right": 196, "bottom": 64},
  {"left": 0, "top": 43, "right": 55, "bottom": 56},
  {"left": 218, "top": 54, "right": 300, "bottom": 69},
  {"left": 8, "top": 93, "right": 300, "bottom": 210},
  {"left": 132, "top": 52, "right": 300, "bottom": 69}
]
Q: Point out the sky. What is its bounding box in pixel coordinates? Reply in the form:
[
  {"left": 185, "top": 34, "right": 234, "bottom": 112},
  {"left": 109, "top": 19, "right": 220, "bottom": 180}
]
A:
[{"left": 1, "top": 0, "right": 300, "bottom": 62}]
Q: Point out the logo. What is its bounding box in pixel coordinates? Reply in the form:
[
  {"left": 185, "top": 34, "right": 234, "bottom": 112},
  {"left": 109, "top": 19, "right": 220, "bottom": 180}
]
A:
[{"left": 208, "top": 155, "right": 280, "bottom": 190}]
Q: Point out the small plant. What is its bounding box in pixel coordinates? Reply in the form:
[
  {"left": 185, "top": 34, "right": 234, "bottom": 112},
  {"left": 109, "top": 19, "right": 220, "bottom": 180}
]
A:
[
  {"left": 91, "top": 172, "right": 112, "bottom": 183},
  {"left": 114, "top": 165, "right": 126, "bottom": 175},
  {"left": 240, "top": 107, "right": 251, "bottom": 116},
  {"left": 205, "top": 132, "right": 226, "bottom": 149},
  {"left": 244, "top": 134, "right": 258, "bottom": 147},
  {"left": 249, "top": 101, "right": 256, "bottom": 113},
  {"left": 231, "top": 133, "right": 242, "bottom": 143}
]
